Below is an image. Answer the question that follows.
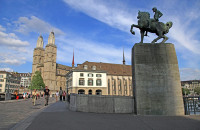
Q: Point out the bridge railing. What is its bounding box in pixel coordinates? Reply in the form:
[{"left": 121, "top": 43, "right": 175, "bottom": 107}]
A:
[{"left": 183, "top": 96, "right": 200, "bottom": 115}]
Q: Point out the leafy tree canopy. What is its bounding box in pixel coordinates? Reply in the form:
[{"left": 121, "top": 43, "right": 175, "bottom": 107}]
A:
[
  {"left": 182, "top": 88, "right": 190, "bottom": 95},
  {"left": 29, "top": 71, "right": 45, "bottom": 90},
  {"left": 194, "top": 87, "right": 200, "bottom": 95}
]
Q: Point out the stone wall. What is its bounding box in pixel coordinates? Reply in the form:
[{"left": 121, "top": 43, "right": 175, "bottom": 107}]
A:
[
  {"left": 70, "top": 94, "right": 134, "bottom": 113},
  {"left": 132, "top": 43, "right": 184, "bottom": 115}
]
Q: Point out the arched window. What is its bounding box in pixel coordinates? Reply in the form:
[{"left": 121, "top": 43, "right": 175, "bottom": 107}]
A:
[
  {"left": 124, "top": 79, "right": 127, "bottom": 95},
  {"left": 113, "top": 79, "right": 116, "bottom": 95},
  {"left": 108, "top": 79, "right": 110, "bottom": 95},
  {"left": 88, "top": 90, "right": 92, "bottom": 95},
  {"left": 78, "top": 89, "right": 85, "bottom": 94},
  {"left": 96, "top": 89, "right": 102, "bottom": 95},
  {"left": 118, "top": 79, "right": 122, "bottom": 95}
]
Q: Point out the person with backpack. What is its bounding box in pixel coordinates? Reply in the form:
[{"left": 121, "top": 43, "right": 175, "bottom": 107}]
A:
[
  {"left": 44, "top": 86, "right": 50, "bottom": 106},
  {"left": 59, "top": 87, "right": 63, "bottom": 101}
]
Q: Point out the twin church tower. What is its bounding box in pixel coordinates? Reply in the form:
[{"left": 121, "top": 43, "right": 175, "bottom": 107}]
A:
[{"left": 32, "top": 32, "right": 72, "bottom": 92}]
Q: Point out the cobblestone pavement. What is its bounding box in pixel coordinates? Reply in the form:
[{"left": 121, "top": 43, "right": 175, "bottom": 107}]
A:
[{"left": 0, "top": 97, "right": 56, "bottom": 130}]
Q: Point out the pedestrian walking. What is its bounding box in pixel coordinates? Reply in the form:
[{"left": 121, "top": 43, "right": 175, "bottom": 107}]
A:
[
  {"left": 55, "top": 90, "right": 59, "bottom": 102},
  {"left": 32, "top": 89, "right": 37, "bottom": 106},
  {"left": 59, "top": 87, "right": 63, "bottom": 101},
  {"left": 23, "top": 92, "right": 26, "bottom": 99},
  {"left": 44, "top": 86, "right": 50, "bottom": 106},
  {"left": 63, "top": 91, "right": 66, "bottom": 101}
]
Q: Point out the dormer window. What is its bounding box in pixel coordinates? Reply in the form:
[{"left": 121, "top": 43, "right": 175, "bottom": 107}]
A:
[
  {"left": 84, "top": 65, "right": 88, "bottom": 70},
  {"left": 88, "top": 73, "right": 93, "bottom": 77},
  {"left": 92, "top": 66, "right": 96, "bottom": 70}
]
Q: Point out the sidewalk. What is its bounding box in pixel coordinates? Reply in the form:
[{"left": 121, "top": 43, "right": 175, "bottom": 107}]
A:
[
  {"left": 0, "top": 97, "right": 55, "bottom": 130},
  {"left": 12, "top": 101, "right": 200, "bottom": 130}
]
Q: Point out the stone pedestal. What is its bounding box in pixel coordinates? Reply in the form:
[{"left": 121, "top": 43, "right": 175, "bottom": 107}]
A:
[{"left": 132, "top": 43, "right": 184, "bottom": 115}]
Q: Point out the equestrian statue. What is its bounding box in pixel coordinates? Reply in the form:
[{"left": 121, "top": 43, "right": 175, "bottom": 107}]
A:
[{"left": 130, "top": 7, "right": 173, "bottom": 43}]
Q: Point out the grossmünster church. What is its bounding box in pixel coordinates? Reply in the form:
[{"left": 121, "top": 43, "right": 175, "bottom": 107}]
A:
[{"left": 32, "top": 32, "right": 133, "bottom": 96}]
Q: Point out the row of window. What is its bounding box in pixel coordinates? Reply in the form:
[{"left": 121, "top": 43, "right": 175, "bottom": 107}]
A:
[
  {"left": 80, "top": 73, "right": 101, "bottom": 77},
  {"left": 5, "top": 89, "right": 16, "bottom": 93},
  {"left": 107, "top": 79, "right": 132, "bottom": 95},
  {"left": 6, "top": 85, "right": 20, "bottom": 88},
  {"left": 79, "top": 79, "right": 102, "bottom": 86},
  {"left": 0, "top": 75, "right": 3, "bottom": 78},
  {"left": 78, "top": 89, "right": 102, "bottom": 95},
  {"left": 83, "top": 65, "right": 96, "bottom": 70}
]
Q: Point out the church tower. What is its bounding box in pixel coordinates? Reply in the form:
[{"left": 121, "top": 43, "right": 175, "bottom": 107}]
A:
[
  {"left": 32, "top": 35, "right": 45, "bottom": 76},
  {"left": 43, "top": 31, "right": 57, "bottom": 91}
]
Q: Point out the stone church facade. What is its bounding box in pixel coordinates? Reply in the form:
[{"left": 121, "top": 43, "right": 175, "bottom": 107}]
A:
[
  {"left": 32, "top": 32, "right": 132, "bottom": 96},
  {"left": 32, "top": 32, "right": 72, "bottom": 92}
]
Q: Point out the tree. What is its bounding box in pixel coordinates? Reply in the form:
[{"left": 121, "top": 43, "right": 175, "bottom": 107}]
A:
[
  {"left": 182, "top": 88, "right": 190, "bottom": 95},
  {"left": 30, "top": 71, "right": 45, "bottom": 90},
  {"left": 194, "top": 87, "right": 200, "bottom": 95}
]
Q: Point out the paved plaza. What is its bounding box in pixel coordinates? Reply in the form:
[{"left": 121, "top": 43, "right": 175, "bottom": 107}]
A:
[
  {"left": 0, "top": 99, "right": 198, "bottom": 130},
  {"left": 0, "top": 98, "right": 200, "bottom": 130},
  {"left": 0, "top": 97, "right": 56, "bottom": 130}
]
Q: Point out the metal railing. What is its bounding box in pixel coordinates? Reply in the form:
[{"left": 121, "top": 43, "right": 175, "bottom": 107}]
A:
[{"left": 183, "top": 96, "right": 200, "bottom": 115}]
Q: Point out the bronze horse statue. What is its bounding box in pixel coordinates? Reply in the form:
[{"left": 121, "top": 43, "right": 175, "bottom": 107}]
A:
[{"left": 130, "top": 11, "right": 173, "bottom": 43}]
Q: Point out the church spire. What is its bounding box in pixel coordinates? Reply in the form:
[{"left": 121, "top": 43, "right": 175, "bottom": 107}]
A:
[
  {"left": 48, "top": 31, "right": 55, "bottom": 45},
  {"left": 36, "top": 35, "right": 44, "bottom": 48},
  {"left": 123, "top": 48, "right": 126, "bottom": 65},
  {"left": 72, "top": 49, "right": 74, "bottom": 67}
]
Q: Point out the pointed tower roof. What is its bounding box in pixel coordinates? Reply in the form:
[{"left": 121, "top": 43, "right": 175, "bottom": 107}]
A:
[
  {"left": 48, "top": 31, "right": 55, "bottom": 45},
  {"left": 123, "top": 48, "right": 126, "bottom": 65},
  {"left": 72, "top": 49, "right": 75, "bottom": 67},
  {"left": 36, "top": 35, "right": 44, "bottom": 48}
]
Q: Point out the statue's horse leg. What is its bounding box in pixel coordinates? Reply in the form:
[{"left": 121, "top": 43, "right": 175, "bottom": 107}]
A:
[
  {"left": 151, "top": 36, "right": 162, "bottom": 44},
  {"left": 140, "top": 30, "right": 145, "bottom": 43},
  {"left": 130, "top": 24, "right": 140, "bottom": 35},
  {"left": 152, "top": 35, "right": 169, "bottom": 44},
  {"left": 160, "top": 35, "right": 168, "bottom": 43}
]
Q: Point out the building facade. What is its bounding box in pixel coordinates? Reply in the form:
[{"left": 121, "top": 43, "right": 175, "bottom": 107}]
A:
[
  {"left": 67, "top": 69, "right": 107, "bottom": 95},
  {"left": 32, "top": 32, "right": 72, "bottom": 92},
  {"left": 181, "top": 80, "right": 200, "bottom": 95},
  {"left": 67, "top": 61, "right": 133, "bottom": 96},
  {"left": 18, "top": 73, "right": 32, "bottom": 89},
  {"left": 32, "top": 32, "right": 132, "bottom": 95},
  {"left": 0, "top": 71, "right": 21, "bottom": 93}
]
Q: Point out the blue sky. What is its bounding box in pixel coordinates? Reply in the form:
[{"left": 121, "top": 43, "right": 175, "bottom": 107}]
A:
[{"left": 0, "top": 0, "right": 199, "bottom": 81}]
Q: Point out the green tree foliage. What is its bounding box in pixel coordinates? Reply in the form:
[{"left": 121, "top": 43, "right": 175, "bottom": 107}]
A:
[
  {"left": 194, "top": 87, "right": 200, "bottom": 95},
  {"left": 182, "top": 88, "right": 190, "bottom": 95},
  {"left": 30, "top": 71, "right": 45, "bottom": 90}
]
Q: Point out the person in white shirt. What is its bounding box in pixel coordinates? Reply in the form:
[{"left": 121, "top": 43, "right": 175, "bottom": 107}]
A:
[{"left": 55, "top": 90, "right": 59, "bottom": 102}]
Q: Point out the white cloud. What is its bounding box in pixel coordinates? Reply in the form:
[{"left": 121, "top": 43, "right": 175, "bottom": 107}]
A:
[
  {"left": 0, "top": 68, "right": 13, "bottom": 72},
  {"left": 0, "top": 26, "right": 29, "bottom": 47},
  {"left": 168, "top": 17, "right": 200, "bottom": 55},
  {"left": 0, "top": 25, "right": 32, "bottom": 66},
  {"left": 180, "top": 68, "right": 200, "bottom": 81},
  {"left": 56, "top": 36, "right": 130, "bottom": 65},
  {"left": 0, "top": 52, "right": 26, "bottom": 65},
  {"left": 14, "top": 16, "right": 65, "bottom": 35},
  {"left": 0, "top": 25, "right": 6, "bottom": 31},
  {"left": 63, "top": 0, "right": 136, "bottom": 33}
]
